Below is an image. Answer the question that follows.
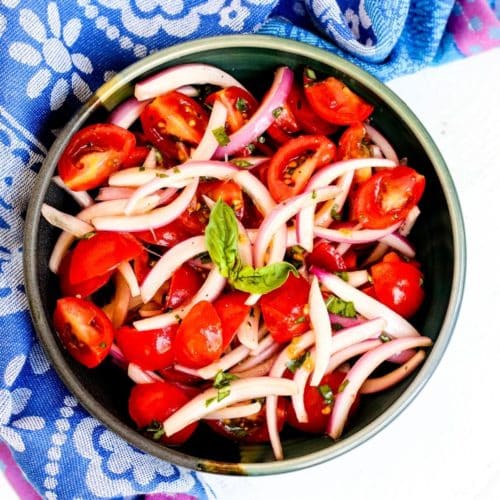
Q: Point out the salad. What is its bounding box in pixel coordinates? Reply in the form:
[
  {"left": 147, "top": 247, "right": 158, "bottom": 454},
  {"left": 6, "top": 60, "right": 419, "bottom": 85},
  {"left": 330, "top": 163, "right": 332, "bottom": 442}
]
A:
[{"left": 42, "top": 62, "right": 431, "bottom": 460}]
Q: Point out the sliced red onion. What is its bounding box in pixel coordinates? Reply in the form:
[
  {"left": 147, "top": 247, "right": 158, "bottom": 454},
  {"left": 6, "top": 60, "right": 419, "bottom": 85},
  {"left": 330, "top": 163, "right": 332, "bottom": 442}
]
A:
[
  {"left": 133, "top": 268, "right": 226, "bottom": 331},
  {"left": 309, "top": 276, "right": 332, "bottom": 386},
  {"left": 232, "top": 170, "right": 276, "bottom": 216},
  {"left": 232, "top": 342, "right": 280, "bottom": 373},
  {"left": 163, "top": 376, "right": 297, "bottom": 438},
  {"left": 328, "top": 336, "right": 432, "bottom": 439},
  {"left": 364, "top": 124, "right": 399, "bottom": 163},
  {"left": 93, "top": 180, "right": 198, "bottom": 232},
  {"left": 109, "top": 96, "right": 149, "bottom": 129},
  {"left": 96, "top": 186, "right": 136, "bottom": 201},
  {"left": 231, "top": 353, "right": 279, "bottom": 378},
  {"left": 330, "top": 318, "right": 386, "bottom": 354},
  {"left": 345, "top": 270, "right": 370, "bottom": 288},
  {"left": 140, "top": 236, "right": 206, "bottom": 303},
  {"left": 254, "top": 186, "right": 339, "bottom": 268},
  {"left": 109, "top": 167, "right": 170, "bottom": 187},
  {"left": 191, "top": 100, "right": 227, "bottom": 161},
  {"left": 49, "top": 232, "right": 77, "bottom": 274},
  {"left": 312, "top": 267, "right": 420, "bottom": 337},
  {"left": 127, "top": 363, "right": 163, "bottom": 384},
  {"left": 204, "top": 401, "right": 262, "bottom": 420},
  {"left": 360, "top": 349, "right": 427, "bottom": 394},
  {"left": 249, "top": 332, "right": 275, "bottom": 356},
  {"left": 193, "top": 345, "right": 250, "bottom": 380},
  {"left": 142, "top": 148, "right": 157, "bottom": 169},
  {"left": 214, "top": 66, "right": 293, "bottom": 159},
  {"left": 379, "top": 232, "right": 416, "bottom": 258},
  {"left": 109, "top": 272, "right": 131, "bottom": 329},
  {"left": 313, "top": 222, "right": 401, "bottom": 245},
  {"left": 135, "top": 63, "right": 246, "bottom": 101},
  {"left": 387, "top": 349, "right": 417, "bottom": 364},
  {"left": 361, "top": 242, "right": 389, "bottom": 267},
  {"left": 369, "top": 145, "right": 383, "bottom": 158},
  {"left": 329, "top": 313, "right": 365, "bottom": 329},
  {"left": 326, "top": 339, "right": 383, "bottom": 375},
  {"left": 236, "top": 307, "right": 260, "bottom": 350},
  {"left": 109, "top": 343, "right": 126, "bottom": 364},
  {"left": 399, "top": 205, "right": 420, "bottom": 236},
  {"left": 117, "top": 261, "right": 141, "bottom": 298},
  {"left": 52, "top": 176, "right": 93, "bottom": 208},
  {"left": 41, "top": 204, "right": 94, "bottom": 237},
  {"left": 267, "top": 331, "right": 315, "bottom": 460},
  {"left": 176, "top": 85, "right": 199, "bottom": 97}
]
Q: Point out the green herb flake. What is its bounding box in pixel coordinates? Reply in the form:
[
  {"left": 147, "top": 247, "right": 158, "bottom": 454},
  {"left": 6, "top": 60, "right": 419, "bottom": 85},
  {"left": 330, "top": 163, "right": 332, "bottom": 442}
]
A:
[
  {"left": 330, "top": 205, "right": 341, "bottom": 221},
  {"left": 212, "top": 126, "right": 230, "bottom": 146},
  {"left": 174, "top": 314, "right": 182, "bottom": 324},
  {"left": 205, "top": 396, "right": 216, "bottom": 407},
  {"left": 98, "top": 342, "right": 107, "bottom": 349},
  {"left": 145, "top": 420, "right": 165, "bottom": 441},
  {"left": 236, "top": 97, "right": 248, "bottom": 112},
  {"left": 294, "top": 316, "right": 306, "bottom": 325},
  {"left": 80, "top": 231, "right": 96, "bottom": 240},
  {"left": 379, "top": 333, "right": 392, "bottom": 343},
  {"left": 217, "top": 387, "right": 231, "bottom": 402},
  {"left": 213, "top": 370, "right": 238, "bottom": 389},
  {"left": 338, "top": 379, "right": 350, "bottom": 393},
  {"left": 156, "top": 173, "right": 168, "bottom": 178},
  {"left": 335, "top": 271, "right": 349, "bottom": 282},
  {"left": 286, "top": 351, "right": 310, "bottom": 374},
  {"left": 311, "top": 190, "right": 317, "bottom": 200},
  {"left": 231, "top": 159, "right": 252, "bottom": 168},
  {"left": 305, "top": 68, "right": 317, "bottom": 80},
  {"left": 138, "top": 166, "right": 146, "bottom": 172},
  {"left": 272, "top": 107, "right": 283, "bottom": 119},
  {"left": 173, "top": 166, "right": 181, "bottom": 174},
  {"left": 318, "top": 384, "right": 334, "bottom": 405},
  {"left": 325, "top": 295, "right": 357, "bottom": 318}
]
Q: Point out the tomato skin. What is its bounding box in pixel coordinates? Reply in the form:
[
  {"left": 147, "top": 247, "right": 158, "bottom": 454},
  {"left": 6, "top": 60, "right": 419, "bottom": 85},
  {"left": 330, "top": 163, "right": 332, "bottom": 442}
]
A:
[
  {"left": 173, "top": 301, "right": 223, "bottom": 368},
  {"left": 307, "top": 240, "right": 357, "bottom": 274},
  {"left": 304, "top": 71, "right": 374, "bottom": 125},
  {"left": 370, "top": 252, "right": 424, "bottom": 318},
  {"left": 206, "top": 398, "right": 287, "bottom": 444},
  {"left": 115, "top": 325, "right": 177, "bottom": 371},
  {"left": 260, "top": 274, "right": 310, "bottom": 343},
  {"left": 128, "top": 382, "right": 197, "bottom": 446},
  {"left": 58, "top": 251, "right": 112, "bottom": 297},
  {"left": 69, "top": 232, "right": 143, "bottom": 285},
  {"left": 53, "top": 297, "right": 113, "bottom": 368},
  {"left": 134, "top": 219, "right": 191, "bottom": 247},
  {"left": 267, "top": 135, "right": 336, "bottom": 203},
  {"left": 200, "top": 180, "right": 245, "bottom": 219},
  {"left": 122, "top": 145, "right": 151, "bottom": 169},
  {"left": 58, "top": 123, "right": 136, "bottom": 191},
  {"left": 212, "top": 291, "right": 251, "bottom": 348},
  {"left": 206, "top": 86, "right": 257, "bottom": 133},
  {"left": 338, "top": 122, "right": 372, "bottom": 183},
  {"left": 351, "top": 166, "right": 425, "bottom": 229},
  {"left": 165, "top": 264, "right": 203, "bottom": 309},
  {"left": 287, "top": 371, "right": 360, "bottom": 434},
  {"left": 267, "top": 100, "right": 300, "bottom": 144}
]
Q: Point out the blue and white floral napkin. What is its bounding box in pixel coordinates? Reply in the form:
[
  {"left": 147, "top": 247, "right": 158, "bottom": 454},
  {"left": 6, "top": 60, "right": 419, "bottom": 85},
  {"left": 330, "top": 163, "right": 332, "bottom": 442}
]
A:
[{"left": 0, "top": 1, "right": 498, "bottom": 498}]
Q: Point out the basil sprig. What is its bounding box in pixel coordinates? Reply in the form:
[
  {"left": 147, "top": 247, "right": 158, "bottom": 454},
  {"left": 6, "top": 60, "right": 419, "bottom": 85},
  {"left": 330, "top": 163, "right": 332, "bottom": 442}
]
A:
[{"left": 206, "top": 199, "right": 297, "bottom": 294}]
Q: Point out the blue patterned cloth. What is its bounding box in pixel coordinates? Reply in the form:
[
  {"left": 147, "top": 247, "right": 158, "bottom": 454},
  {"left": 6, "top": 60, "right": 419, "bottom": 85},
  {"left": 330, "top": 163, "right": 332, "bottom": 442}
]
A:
[{"left": 0, "top": 1, "right": 498, "bottom": 499}]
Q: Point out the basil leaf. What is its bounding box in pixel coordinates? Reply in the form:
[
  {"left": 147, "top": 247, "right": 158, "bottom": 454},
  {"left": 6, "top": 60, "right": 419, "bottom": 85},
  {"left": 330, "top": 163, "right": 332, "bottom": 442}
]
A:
[
  {"left": 231, "top": 262, "right": 297, "bottom": 294},
  {"left": 205, "top": 199, "right": 240, "bottom": 278}
]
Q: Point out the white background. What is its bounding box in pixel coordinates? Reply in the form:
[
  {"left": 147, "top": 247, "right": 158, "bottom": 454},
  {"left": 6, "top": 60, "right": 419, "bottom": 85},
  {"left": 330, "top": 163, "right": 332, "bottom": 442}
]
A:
[{"left": 2, "top": 47, "right": 500, "bottom": 499}]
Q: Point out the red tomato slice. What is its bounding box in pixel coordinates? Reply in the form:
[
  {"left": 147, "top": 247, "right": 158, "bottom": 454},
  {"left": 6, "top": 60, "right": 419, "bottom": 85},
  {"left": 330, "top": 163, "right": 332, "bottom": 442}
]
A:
[
  {"left": 212, "top": 291, "right": 251, "bottom": 348},
  {"left": 206, "top": 398, "right": 287, "bottom": 444},
  {"left": 69, "top": 232, "right": 143, "bottom": 285},
  {"left": 53, "top": 297, "right": 113, "bottom": 368},
  {"left": 370, "top": 252, "right": 424, "bottom": 318},
  {"left": 115, "top": 325, "right": 177, "bottom": 371},
  {"left": 128, "top": 382, "right": 197, "bottom": 446},
  {"left": 165, "top": 264, "right": 203, "bottom": 309},
  {"left": 173, "top": 300, "right": 223, "bottom": 368},
  {"left": 122, "top": 145, "right": 151, "bottom": 168},
  {"left": 141, "top": 91, "right": 208, "bottom": 143},
  {"left": 177, "top": 193, "right": 210, "bottom": 236},
  {"left": 338, "top": 122, "right": 372, "bottom": 183},
  {"left": 307, "top": 240, "right": 358, "bottom": 274},
  {"left": 132, "top": 248, "right": 150, "bottom": 285},
  {"left": 58, "top": 123, "right": 136, "bottom": 191},
  {"left": 134, "top": 219, "right": 191, "bottom": 247},
  {"left": 200, "top": 180, "right": 245, "bottom": 219},
  {"left": 260, "top": 274, "right": 310, "bottom": 343},
  {"left": 267, "top": 100, "right": 300, "bottom": 144},
  {"left": 267, "top": 135, "right": 336, "bottom": 203},
  {"left": 58, "top": 251, "right": 112, "bottom": 297},
  {"left": 351, "top": 166, "right": 425, "bottom": 229},
  {"left": 287, "top": 371, "right": 360, "bottom": 434},
  {"left": 304, "top": 70, "right": 374, "bottom": 125},
  {"left": 206, "top": 86, "right": 257, "bottom": 133}
]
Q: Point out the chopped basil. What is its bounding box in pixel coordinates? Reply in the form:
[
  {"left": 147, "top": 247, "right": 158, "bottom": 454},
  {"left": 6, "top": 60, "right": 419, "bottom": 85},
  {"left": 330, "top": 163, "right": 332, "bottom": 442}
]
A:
[
  {"left": 80, "top": 231, "right": 96, "bottom": 240},
  {"left": 217, "top": 387, "right": 231, "bottom": 402},
  {"left": 156, "top": 173, "right": 168, "bottom": 178},
  {"left": 294, "top": 316, "right": 306, "bottom": 325},
  {"left": 173, "top": 166, "right": 181, "bottom": 173},
  {"left": 231, "top": 159, "right": 252, "bottom": 168},
  {"left": 286, "top": 245, "right": 306, "bottom": 270},
  {"left": 311, "top": 190, "right": 317, "bottom": 200},
  {"left": 338, "top": 379, "right": 349, "bottom": 393},
  {"left": 236, "top": 97, "right": 248, "bottom": 112},
  {"left": 205, "top": 396, "right": 216, "bottom": 407},
  {"left": 286, "top": 351, "right": 310, "bottom": 373},
  {"left": 138, "top": 166, "right": 146, "bottom": 171},
  {"left": 330, "top": 205, "right": 341, "bottom": 221},
  {"left": 305, "top": 68, "right": 317, "bottom": 80},
  {"left": 212, "top": 126, "right": 230, "bottom": 146},
  {"left": 174, "top": 314, "right": 182, "bottom": 324},
  {"left": 325, "top": 295, "right": 357, "bottom": 318},
  {"left": 379, "top": 333, "right": 392, "bottom": 343},
  {"left": 205, "top": 370, "right": 239, "bottom": 405},
  {"left": 145, "top": 420, "right": 165, "bottom": 441},
  {"left": 205, "top": 199, "right": 297, "bottom": 293},
  {"left": 335, "top": 271, "right": 349, "bottom": 282},
  {"left": 318, "top": 384, "right": 334, "bottom": 405},
  {"left": 272, "top": 107, "right": 283, "bottom": 119}
]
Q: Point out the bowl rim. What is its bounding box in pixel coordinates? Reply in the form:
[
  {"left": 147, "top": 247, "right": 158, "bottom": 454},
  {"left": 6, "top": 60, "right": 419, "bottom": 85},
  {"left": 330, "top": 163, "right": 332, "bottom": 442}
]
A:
[{"left": 23, "top": 34, "right": 466, "bottom": 475}]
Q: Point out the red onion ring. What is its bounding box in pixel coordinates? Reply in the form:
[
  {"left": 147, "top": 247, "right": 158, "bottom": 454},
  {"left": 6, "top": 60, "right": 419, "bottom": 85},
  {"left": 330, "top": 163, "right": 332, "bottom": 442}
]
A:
[
  {"left": 191, "top": 100, "right": 228, "bottom": 161},
  {"left": 108, "top": 96, "right": 149, "bottom": 129},
  {"left": 364, "top": 123, "right": 399, "bottom": 163},
  {"left": 52, "top": 176, "right": 93, "bottom": 208}
]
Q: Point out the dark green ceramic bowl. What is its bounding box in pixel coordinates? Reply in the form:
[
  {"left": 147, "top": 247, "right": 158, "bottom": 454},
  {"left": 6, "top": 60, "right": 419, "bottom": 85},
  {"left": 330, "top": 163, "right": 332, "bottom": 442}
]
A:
[{"left": 24, "top": 35, "right": 465, "bottom": 475}]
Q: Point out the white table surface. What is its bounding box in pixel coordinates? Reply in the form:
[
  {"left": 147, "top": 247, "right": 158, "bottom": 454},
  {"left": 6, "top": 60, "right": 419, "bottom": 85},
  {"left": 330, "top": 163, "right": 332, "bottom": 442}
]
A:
[
  {"left": 2, "top": 47, "right": 500, "bottom": 500},
  {"left": 204, "top": 47, "right": 500, "bottom": 500}
]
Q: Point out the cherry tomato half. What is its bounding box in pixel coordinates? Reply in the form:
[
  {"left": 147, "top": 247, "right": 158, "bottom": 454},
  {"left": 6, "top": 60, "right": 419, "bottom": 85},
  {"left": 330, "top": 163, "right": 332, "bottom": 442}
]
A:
[
  {"left": 173, "top": 300, "right": 223, "bottom": 368},
  {"left": 58, "top": 123, "right": 136, "bottom": 191},
  {"left": 213, "top": 291, "right": 251, "bottom": 348},
  {"left": 53, "top": 297, "right": 113, "bottom": 368},
  {"left": 350, "top": 166, "right": 425, "bottom": 229},
  {"left": 287, "top": 371, "right": 360, "bottom": 434},
  {"left": 307, "top": 240, "right": 357, "bottom": 273},
  {"left": 134, "top": 219, "right": 191, "bottom": 248},
  {"left": 206, "top": 398, "right": 287, "bottom": 444},
  {"left": 370, "top": 252, "right": 424, "bottom": 318},
  {"left": 267, "top": 135, "right": 336, "bottom": 203},
  {"left": 128, "top": 382, "right": 197, "bottom": 446},
  {"left": 304, "top": 69, "right": 374, "bottom": 125},
  {"left": 260, "top": 274, "right": 310, "bottom": 343},
  {"left": 200, "top": 180, "right": 245, "bottom": 219},
  {"left": 338, "top": 122, "right": 372, "bottom": 183},
  {"left": 69, "top": 232, "right": 144, "bottom": 285},
  {"left": 115, "top": 325, "right": 177, "bottom": 371},
  {"left": 165, "top": 264, "right": 203, "bottom": 309}
]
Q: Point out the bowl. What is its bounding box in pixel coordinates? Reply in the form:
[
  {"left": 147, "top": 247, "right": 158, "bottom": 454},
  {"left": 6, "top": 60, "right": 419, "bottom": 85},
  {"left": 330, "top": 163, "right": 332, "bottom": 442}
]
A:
[{"left": 23, "top": 35, "right": 466, "bottom": 475}]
